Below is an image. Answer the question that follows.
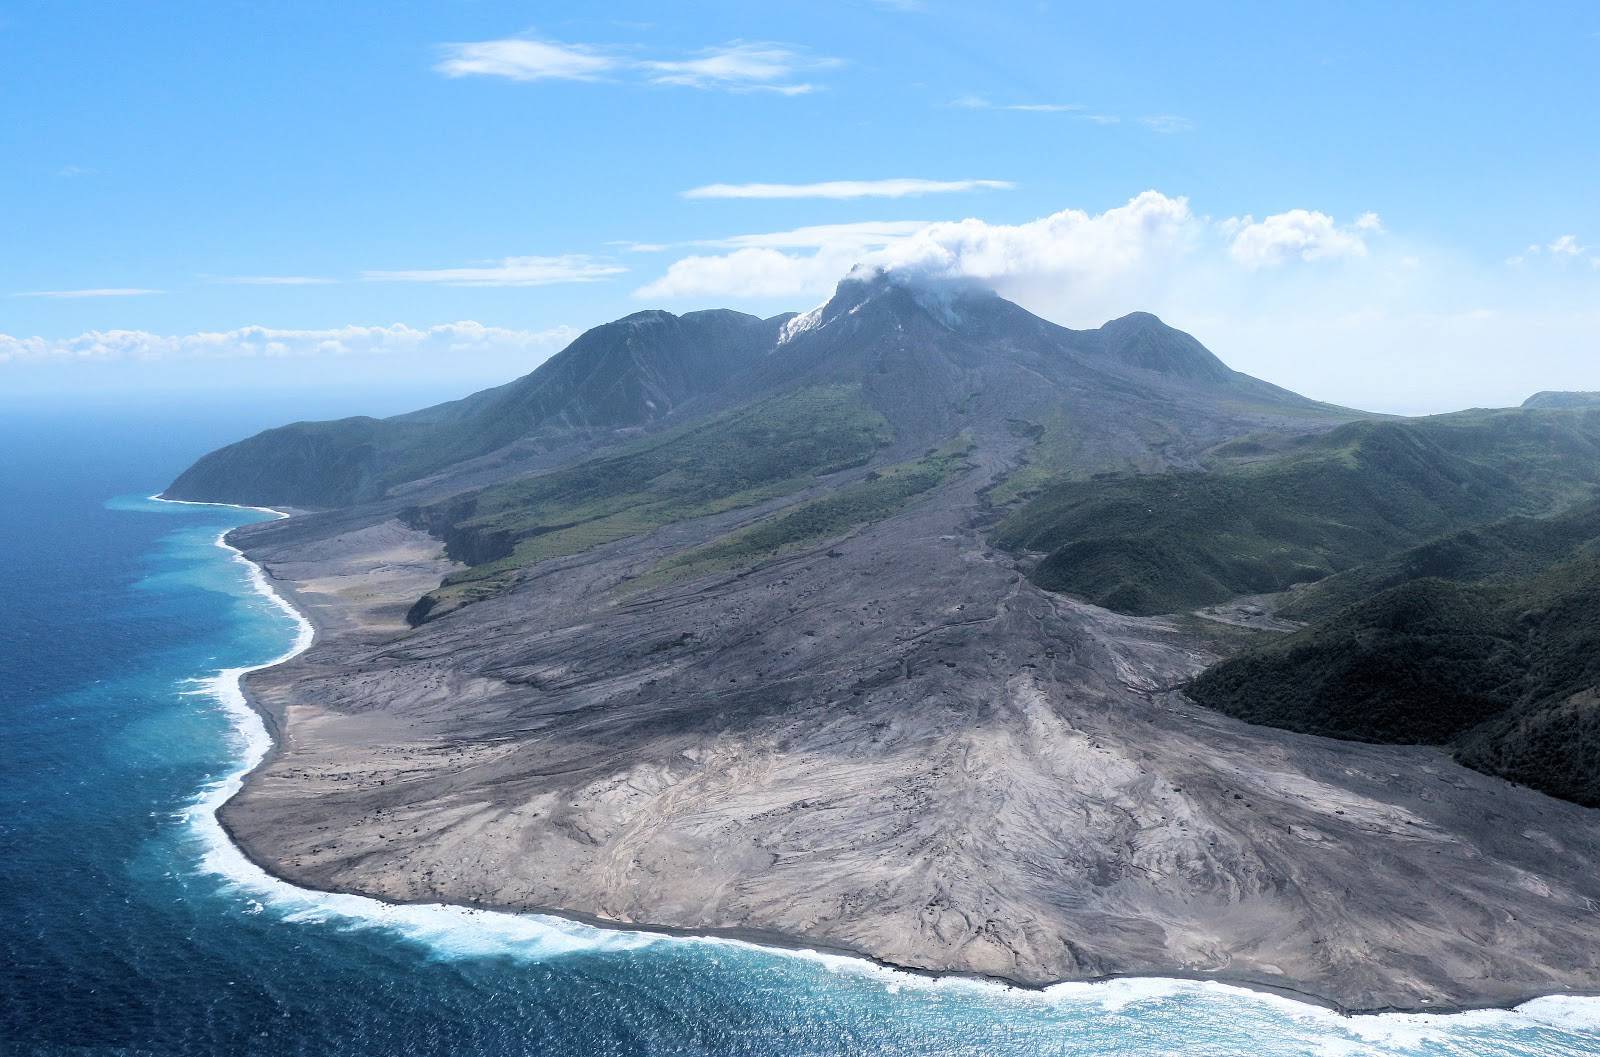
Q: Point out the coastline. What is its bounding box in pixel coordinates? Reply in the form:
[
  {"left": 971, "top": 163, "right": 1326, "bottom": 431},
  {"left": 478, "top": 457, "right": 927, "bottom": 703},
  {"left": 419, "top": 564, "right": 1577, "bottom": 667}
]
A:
[{"left": 153, "top": 494, "right": 1600, "bottom": 1026}]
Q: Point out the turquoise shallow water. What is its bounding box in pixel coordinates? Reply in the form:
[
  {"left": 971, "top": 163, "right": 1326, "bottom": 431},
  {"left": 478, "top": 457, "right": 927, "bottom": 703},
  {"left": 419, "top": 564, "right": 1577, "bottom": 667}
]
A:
[{"left": 4, "top": 406, "right": 1600, "bottom": 1056}]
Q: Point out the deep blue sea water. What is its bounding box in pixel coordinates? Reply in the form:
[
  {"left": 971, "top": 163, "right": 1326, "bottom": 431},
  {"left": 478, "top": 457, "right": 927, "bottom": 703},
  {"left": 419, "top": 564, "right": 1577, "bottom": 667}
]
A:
[{"left": 5, "top": 401, "right": 1600, "bottom": 1057}]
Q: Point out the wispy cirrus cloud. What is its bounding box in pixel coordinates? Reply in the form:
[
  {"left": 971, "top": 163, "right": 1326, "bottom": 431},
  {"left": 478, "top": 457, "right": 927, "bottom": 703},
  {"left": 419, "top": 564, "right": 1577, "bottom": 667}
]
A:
[
  {"left": 435, "top": 38, "right": 617, "bottom": 82},
  {"left": 1139, "top": 114, "right": 1195, "bottom": 134},
  {"left": 952, "top": 96, "right": 1160, "bottom": 127},
  {"left": 699, "top": 220, "right": 931, "bottom": 249},
  {"left": 363, "top": 255, "right": 625, "bottom": 288},
  {"left": 436, "top": 37, "right": 835, "bottom": 95},
  {"left": 642, "top": 42, "right": 838, "bottom": 95},
  {"left": 601, "top": 223, "right": 930, "bottom": 258},
  {"left": 952, "top": 96, "right": 1085, "bottom": 114},
  {"left": 683, "top": 178, "right": 1012, "bottom": 200},
  {"left": 209, "top": 275, "right": 338, "bottom": 286},
  {"left": 13, "top": 287, "right": 162, "bottom": 299}
]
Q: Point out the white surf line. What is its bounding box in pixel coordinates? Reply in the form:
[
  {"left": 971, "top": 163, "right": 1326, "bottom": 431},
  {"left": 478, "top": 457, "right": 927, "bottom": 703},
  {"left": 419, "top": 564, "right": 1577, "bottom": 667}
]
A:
[
  {"left": 153, "top": 495, "right": 657, "bottom": 960},
  {"left": 145, "top": 494, "right": 1600, "bottom": 1033}
]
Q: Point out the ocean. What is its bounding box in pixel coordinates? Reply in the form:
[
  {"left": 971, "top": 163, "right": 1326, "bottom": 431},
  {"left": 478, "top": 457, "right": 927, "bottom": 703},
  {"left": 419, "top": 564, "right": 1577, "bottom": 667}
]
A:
[{"left": 4, "top": 400, "right": 1600, "bottom": 1057}]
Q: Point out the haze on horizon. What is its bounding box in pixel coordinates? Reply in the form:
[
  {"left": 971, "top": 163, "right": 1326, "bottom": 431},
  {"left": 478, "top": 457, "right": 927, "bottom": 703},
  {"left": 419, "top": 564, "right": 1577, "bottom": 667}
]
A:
[{"left": 2, "top": 2, "right": 1597, "bottom": 416}]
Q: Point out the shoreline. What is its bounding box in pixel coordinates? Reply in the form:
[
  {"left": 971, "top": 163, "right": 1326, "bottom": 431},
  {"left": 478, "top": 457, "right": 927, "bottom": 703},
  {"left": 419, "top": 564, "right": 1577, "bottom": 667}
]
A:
[{"left": 153, "top": 494, "right": 1600, "bottom": 1024}]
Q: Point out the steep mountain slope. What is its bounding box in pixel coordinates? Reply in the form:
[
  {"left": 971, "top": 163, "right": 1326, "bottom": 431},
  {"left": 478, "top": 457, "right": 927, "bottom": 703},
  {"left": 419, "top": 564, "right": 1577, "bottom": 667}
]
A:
[
  {"left": 735, "top": 277, "right": 1322, "bottom": 444},
  {"left": 164, "top": 309, "right": 786, "bottom": 508},
  {"left": 1525, "top": 390, "right": 1600, "bottom": 410},
  {"left": 409, "top": 278, "right": 1338, "bottom": 619},
  {"left": 1094, "top": 310, "right": 1288, "bottom": 393}
]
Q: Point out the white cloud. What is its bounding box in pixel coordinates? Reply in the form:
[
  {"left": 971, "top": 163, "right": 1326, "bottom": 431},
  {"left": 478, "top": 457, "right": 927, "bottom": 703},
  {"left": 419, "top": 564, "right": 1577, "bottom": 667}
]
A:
[
  {"left": 1508, "top": 233, "right": 1598, "bottom": 269},
  {"left": 1229, "top": 210, "right": 1375, "bottom": 268},
  {"left": 13, "top": 288, "right": 162, "bottom": 299},
  {"left": 641, "top": 248, "right": 849, "bottom": 300},
  {"left": 1507, "top": 243, "right": 1542, "bottom": 266},
  {"left": 643, "top": 42, "right": 836, "bottom": 95},
  {"left": 639, "top": 191, "right": 1205, "bottom": 300},
  {"left": 211, "top": 275, "right": 338, "bottom": 286},
  {"left": 640, "top": 195, "right": 1385, "bottom": 302},
  {"left": 683, "top": 178, "right": 1013, "bottom": 200},
  {"left": 436, "top": 37, "right": 835, "bottom": 95},
  {"left": 0, "top": 321, "right": 577, "bottom": 365},
  {"left": 1548, "top": 234, "right": 1585, "bottom": 257},
  {"left": 641, "top": 221, "right": 933, "bottom": 298},
  {"left": 1139, "top": 114, "right": 1194, "bottom": 133},
  {"left": 363, "top": 255, "right": 625, "bottom": 287},
  {"left": 953, "top": 97, "right": 1121, "bottom": 122},
  {"left": 436, "top": 38, "right": 616, "bottom": 82},
  {"left": 953, "top": 96, "right": 1083, "bottom": 113}
]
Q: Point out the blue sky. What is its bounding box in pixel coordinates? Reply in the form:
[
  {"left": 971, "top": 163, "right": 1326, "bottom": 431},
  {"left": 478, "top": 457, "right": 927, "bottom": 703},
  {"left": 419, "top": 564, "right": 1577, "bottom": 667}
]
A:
[{"left": 3, "top": 1, "right": 1597, "bottom": 412}]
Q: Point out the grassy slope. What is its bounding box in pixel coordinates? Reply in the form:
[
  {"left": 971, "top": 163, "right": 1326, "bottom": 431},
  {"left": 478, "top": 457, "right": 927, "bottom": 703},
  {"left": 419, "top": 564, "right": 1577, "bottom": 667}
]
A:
[
  {"left": 994, "top": 410, "right": 1600, "bottom": 616},
  {"left": 405, "top": 385, "right": 893, "bottom": 620},
  {"left": 984, "top": 412, "right": 1167, "bottom": 508},
  {"left": 633, "top": 434, "right": 976, "bottom": 589}
]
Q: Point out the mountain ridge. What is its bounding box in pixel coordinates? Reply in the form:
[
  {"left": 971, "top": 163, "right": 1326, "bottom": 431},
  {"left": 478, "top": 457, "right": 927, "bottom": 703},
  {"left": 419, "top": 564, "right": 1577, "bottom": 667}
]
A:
[
  {"left": 1525, "top": 390, "right": 1600, "bottom": 410},
  {"left": 166, "top": 275, "right": 1333, "bottom": 510},
  {"left": 165, "top": 307, "right": 789, "bottom": 508}
]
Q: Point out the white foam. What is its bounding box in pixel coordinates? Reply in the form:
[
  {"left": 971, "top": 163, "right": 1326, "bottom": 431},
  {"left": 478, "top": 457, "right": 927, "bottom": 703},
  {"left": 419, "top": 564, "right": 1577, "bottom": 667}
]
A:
[
  {"left": 145, "top": 496, "right": 1600, "bottom": 1035},
  {"left": 1515, "top": 994, "right": 1600, "bottom": 1033}
]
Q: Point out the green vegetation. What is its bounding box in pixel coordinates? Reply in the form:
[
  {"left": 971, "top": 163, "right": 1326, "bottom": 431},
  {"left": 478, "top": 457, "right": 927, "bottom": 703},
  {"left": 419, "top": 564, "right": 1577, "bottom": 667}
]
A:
[
  {"left": 161, "top": 415, "right": 421, "bottom": 511},
  {"left": 985, "top": 414, "right": 1117, "bottom": 508},
  {"left": 636, "top": 434, "right": 975, "bottom": 587},
  {"left": 1188, "top": 500, "right": 1600, "bottom": 806},
  {"left": 406, "top": 385, "right": 892, "bottom": 620},
  {"left": 1188, "top": 578, "right": 1525, "bottom": 743},
  {"left": 1458, "top": 689, "right": 1600, "bottom": 808},
  {"left": 993, "top": 403, "right": 1600, "bottom": 806},
  {"left": 995, "top": 410, "right": 1600, "bottom": 616},
  {"left": 1281, "top": 502, "right": 1600, "bottom": 622}
]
